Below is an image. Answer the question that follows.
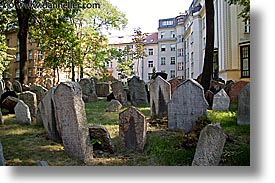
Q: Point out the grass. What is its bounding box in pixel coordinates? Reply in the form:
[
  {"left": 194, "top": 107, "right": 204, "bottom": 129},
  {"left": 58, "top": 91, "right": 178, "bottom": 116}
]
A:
[{"left": 0, "top": 99, "right": 250, "bottom": 166}]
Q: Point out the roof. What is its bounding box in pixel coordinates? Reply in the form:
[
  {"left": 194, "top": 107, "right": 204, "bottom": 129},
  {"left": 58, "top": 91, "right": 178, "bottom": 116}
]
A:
[
  {"left": 108, "top": 32, "right": 158, "bottom": 45},
  {"left": 144, "top": 32, "right": 158, "bottom": 45}
]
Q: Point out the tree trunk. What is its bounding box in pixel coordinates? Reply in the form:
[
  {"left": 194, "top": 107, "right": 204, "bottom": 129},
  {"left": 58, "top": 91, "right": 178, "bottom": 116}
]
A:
[
  {"left": 15, "top": 0, "right": 31, "bottom": 85},
  {"left": 201, "top": 0, "right": 215, "bottom": 91},
  {"left": 71, "top": 62, "right": 75, "bottom": 81}
]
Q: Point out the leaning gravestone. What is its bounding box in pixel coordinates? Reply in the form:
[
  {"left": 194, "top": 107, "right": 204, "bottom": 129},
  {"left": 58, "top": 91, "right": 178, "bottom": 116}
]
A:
[
  {"left": 105, "top": 99, "right": 122, "bottom": 112},
  {"left": 149, "top": 76, "right": 171, "bottom": 118},
  {"left": 192, "top": 124, "right": 226, "bottom": 166},
  {"left": 96, "top": 82, "right": 111, "bottom": 97},
  {"left": 30, "top": 84, "right": 48, "bottom": 105},
  {"left": 128, "top": 76, "right": 148, "bottom": 106},
  {"left": 212, "top": 89, "right": 230, "bottom": 111},
  {"left": 237, "top": 83, "right": 250, "bottom": 125},
  {"left": 229, "top": 81, "right": 248, "bottom": 102},
  {"left": 12, "top": 80, "right": 23, "bottom": 93},
  {"left": 168, "top": 79, "right": 208, "bottom": 133},
  {"left": 38, "top": 87, "right": 61, "bottom": 142},
  {"left": 54, "top": 82, "right": 93, "bottom": 162},
  {"left": 79, "top": 78, "right": 98, "bottom": 103},
  {"left": 89, "top": 126, "right": 115, "bottom": 153},
  {"left": 0, "top": 142, "right": 4, "bottom": 166},
  {"left": 14, "top": 100, "right": 32, "bottom": 125},
  {"left": 19, "top": 91, "right": 37, "bottom": 123},
  {"left": 111, "top": 81, "right": 128, "bottom": 106},
  {"left": 119, "top": 107, "right": 147, "bottom": 152}
]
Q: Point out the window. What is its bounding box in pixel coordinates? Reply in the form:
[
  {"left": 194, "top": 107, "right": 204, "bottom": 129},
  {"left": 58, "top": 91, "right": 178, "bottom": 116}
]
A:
[
  {"left": 170, "top": 57, "right": 176, "bottom": 65},
  {"left": 178, "top": 48, "right": 183, "bottom": 57},
  {"left": 178, "top": 62, "right": 183, "bottom": 71},
  {"left": 148, "top": 73, "right": 153, "bottom": 80},
  {"left": 162, "top": 20, "right": 174, "bottom": 26},
  {"left": 161, "top": 57, "right": 166, "bottom": 65},
  {"left": 161, "top": 45, "right": 166, "bottom": 52},
  {"left": 171, "top": 31, "right": 175, "bottom": 38},
  {"left": 170, "top": 70, "right": 176, "bottom": 78},
  {"left": 29, "top": 50, "right": 33, "bottom": 60},
  {"left": 240, "top": 45, "right": 250, "bottom": 78},
  {"left": 148, "top": 60, "right": 153, "bottom": 68},
  {"left": 15, "top": 69, "right": 20, "bottom": 78},
  {"left": 148, "top": 49, "right": 153, "bottom": 56},
  {"left": 191, "top": 52, "right": 194, "bottom": 63},
  {"left": 127, "top": 45, "right": 133, "bottom": 49},
  {"left": 190, "top": 32, "right": 194, "bottom": 43},
  {"left": 170, "top": 44, "right": 176, "bottom": 52},
  {"left": 16, "top": 52, "right": 20, "bottom": 62},
  {"left": 38, "top": 50, "right": 43, "bottom": 60},
  {"left": 37, "top": 68, "right": 43, "bottom": 77},
  {"left": 160, "top": 32, "right": 165, "bottom": 39},
  {"left": 245, "top": 19, "right": 250, "bottom": 33},
  {"left": 177, "top": 35, "right": 183, "bottom": 42}
]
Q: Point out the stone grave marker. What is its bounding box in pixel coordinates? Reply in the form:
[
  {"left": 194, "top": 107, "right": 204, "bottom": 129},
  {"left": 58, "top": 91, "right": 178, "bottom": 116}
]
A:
[
  {"left": 205, "top": 90, "right": 214, "bottom": 108},
  {"left": 168, "top": 77, "right": 181, "bottom": 95},
  {"left": 111, "top": 81, "right": 128, "bottom": 106},
  {"left": 14, "top": 100, "right": 32, "bottom": 125},
  {"left": 229, "top": 81, "right": 248, "bottom": 102},
  {"left": 212, "top": 89, "right": 230, "bottom": 111},
  {"left": 96, "top": 82, "right": 111, "bottom": 97},
  {"left": 192, "top": 124, "right": 226, "bottom": 166},
  {"left": 38, "top": 87, "right": 61, "bottom": 142},
  {"left": 5, "top": 81, "right": 13, "bottom": 91},
  {"left": 149, "top": 76, "right": 171, "bottom": 118},
  {"left": 105, "top": 99, "right": 122, "bottom": 112},
  {"left": 30, "top": 84, "right": 48, "bottom": 105},
  {"left": 79, "top": 78, "right": 98, "bottom": 103},
  {"left": 128, "top": 76, "right": 148, "bottom": 106},
  {"left": 54, "top": 82, "right": 93, "bottom": 162},
  {"left": 168, "top": 79, "right": 208, "bottom": 133},
  {"left": 19, "top": 91, "right": 37, "bottom": 123},
  {"left": 12, "top": 80, "right": 22, "bottom": 93},
  {"left": 119, "top": 107, "right": 147, "bottom": 152},
  {"left": 0, "top": 80, "right": 4, "bottom": 97},
  {"left": 237, "top": 83, "right": 250, "bottom": 125},
  {"left": 0, "top": 142, "right": 4, "bottom": 166}
]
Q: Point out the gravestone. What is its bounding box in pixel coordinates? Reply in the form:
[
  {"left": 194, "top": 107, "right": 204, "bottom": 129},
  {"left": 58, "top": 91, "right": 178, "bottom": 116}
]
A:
[
  {"left": 205, "top": 90, "right": 214, "bottom": 108},
  {"left": 168, "top": 77, "right": 182, "bottom": 95},
  {"left": 212, "top": 89, "right": 230, "bottom": 111},
  {"left": 19, "top": 91, "right": 37, "bottom": 123},
  {"left": 229, "top": 81, "right": 249, "bottom": 102},
  {"left": 192, "top": 124, "right": 226, "bottom": 166},
  {"left": 111, "top": 81, "right": 128, "bottom": 106},
  {"left": 54, "top": 82, "right": 93, "bottom": 162},
  {"left": 79, "top": 78, "right": 98, "bottom": 103},
  {"left": 209, "top": 80, "right": 224, "bottom": 94},
  {"left": 5, "top": 81, "right": 13, "bottom": 91},
  {"left": 14, "top": 100, "right": 32, "bottom": 125},
  {"left": 30, "top": 84, "right": 48, "bottom": 105},
  {"left": 224, "top": 80, "right": 234, "bottom": 95},
  {"left": 89, "top": 126, "right": 115, "bottom": 153},
  {"left": 119, "top": 107, "right": 147, "bottom": 152},
  {"left": 128, "top": 76, "right": 148, "bottom": 106},
  {"left": 0, "top": 142, "right": 4, "bottom": 166},
  {"left": 237, "top": 83, "right": 250, "bottom": 125},
  {"left": 0, "top": 80, "right": 4, "bottom": 96},
  {"left": 105, "top": 99, "right": 122, "bottom": 112},
  {"left": 149, "top": 76, "right": 171, "bottom": 118},
  {"left": 1, "top": 95, "right": 19, "bottom": 113},
  {"left": 12, "top": 80, "right": 22, "bottom": 93},
  {"left": 96, "top": 82, "right": 111, "bottom": 97},
  {"left": 168, "top": 79, "right": 208, "bottom": 133},
  {"left": 38, "top": 87, "right": 61, "bottom": 142}
]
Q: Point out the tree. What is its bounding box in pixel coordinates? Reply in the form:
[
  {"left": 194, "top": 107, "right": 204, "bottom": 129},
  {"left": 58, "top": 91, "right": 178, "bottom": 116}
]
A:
[
  {"left": 116, "top": 46, "right": 135, "bottom": 80},
  {"left": 200, "top": 0, "right": 215, "bottom": 91},
  {"left": 226, "top": 0, "right": 250, "bottom": 21}
]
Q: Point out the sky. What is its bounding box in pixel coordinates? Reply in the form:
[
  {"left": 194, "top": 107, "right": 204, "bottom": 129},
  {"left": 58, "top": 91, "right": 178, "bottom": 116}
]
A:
[{"left": 107, "top": 0, "right": 192, "bottom": 36}]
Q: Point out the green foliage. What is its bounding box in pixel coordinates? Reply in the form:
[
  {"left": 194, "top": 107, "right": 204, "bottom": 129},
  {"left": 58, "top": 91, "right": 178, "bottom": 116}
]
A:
[
  {"left": 151, "top": 67, "right": 157, "bottom": 80},
  {"left": 226, "top": 0, "right": 250, "bottom": 21},
  {"left": 115, "top": 46, "right": 135, "bottom": 79}
]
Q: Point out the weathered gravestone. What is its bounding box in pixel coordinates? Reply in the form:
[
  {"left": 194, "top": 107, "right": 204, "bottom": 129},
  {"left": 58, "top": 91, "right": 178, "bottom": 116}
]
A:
[
  {"left": 212, "top": 89, "right": 230, "bottom": 111},
  {"left": 168, "top": 79, "right": 208, "bottom": 133},
  {"left": 105, "top": 99, "right": 122, "bottom": 112},
  {"left": 79, "top": 78, "right": 98, "bottom": 103},
  {"left": 205, "top": 90, "right": 214, "bottom": 108},
  {"left": 0, "top": 142, "right": 4, "bottom": 166},
  {"left": 54, "top": 82, "right": 93, "bottom": 162},
  {"left": 119, "top": 107, "right": 147, "bottom": 152},
  {"left": 19, "top": 91, "right": 37, "bottom": 123},
  {"left": 14, "top": 100, "right": 32, "bottom": 125},
  {"left": 237, "top": 83, "right": 250, "bottom": 125},
  {"left": 5, "top": 81, "right": 13, "bottom": 91},
  {"left": 209, "top": 80, "right": 225, "bottom": 94},
  {"left": 89, "top": 126, "right": 115, "bottom": 154},
  {"left": 12, "top": 80, "right": 22, "bottom": 93},
  {"left": 128, "top": 76, "right": 148, "bottom": 106},
  {"left": 0, "top": 80, "right": 4, "bottom": 97},
  {"left": 168, "top": 77, "right": 181, "bottom": 95},
  {"left": 229, "top": 81, "right": 248, "bottom": 102},
  {"left": 30, "top": 84, "right": 48, "bottom": 105},
  {"left": 149, "top": 76, "right": 171, "bottom": 118},
  {"left": 192, "top": 124, "right": 226, "bottom": 166},
  {"left": 1, "top": 95, "right": 19, "bottom": 113},
  {"left": 96, "top": 82, "right": 111, "bottom": 97},
  {"left": 38, "top": 87, "right": 61, "bottom": 142},
  {"left": 111, "top": 81, "right": 128, "bottom": 106}
]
